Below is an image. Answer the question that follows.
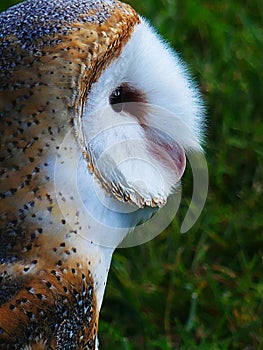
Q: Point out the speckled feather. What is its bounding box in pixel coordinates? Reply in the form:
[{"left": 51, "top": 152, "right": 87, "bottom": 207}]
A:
[{"left": 0, "top": 0, "right": 139, "bottom": 348}]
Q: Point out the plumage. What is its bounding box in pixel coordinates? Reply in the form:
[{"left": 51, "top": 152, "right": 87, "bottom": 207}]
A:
[{"left": 0, "top": 0, "right": 204, "bottom": 349}]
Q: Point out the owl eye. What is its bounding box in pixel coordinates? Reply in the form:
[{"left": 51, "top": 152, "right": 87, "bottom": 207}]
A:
[
  {"left": 109, "top": 86, "right": 123, "bottom": 113},
  {"left": 109, "top": 84, "right": 147, "bottom": 116}
]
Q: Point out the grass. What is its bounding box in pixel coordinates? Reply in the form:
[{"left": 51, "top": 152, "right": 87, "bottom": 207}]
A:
[{"left": 1, "top": 0, "right": 263, "bottom": 349}]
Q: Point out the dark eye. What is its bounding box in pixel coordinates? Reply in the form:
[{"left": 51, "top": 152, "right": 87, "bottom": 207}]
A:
[
  {"left": 109, "top": 83, "right": 147, "bottom": 117},
  {"left": 109, "top": 86, "right": 123, "bottom": 113}
]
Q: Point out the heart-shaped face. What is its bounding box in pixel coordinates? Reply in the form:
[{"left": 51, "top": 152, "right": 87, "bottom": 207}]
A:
[{"left": 74, "top": 18, "right": 204, "bottom": 211}]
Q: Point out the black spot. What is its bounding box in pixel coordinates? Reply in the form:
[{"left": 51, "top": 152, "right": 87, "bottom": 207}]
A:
[
  {"left": 10, "top": 188, "right": 17, "bottom": 195},
  {"left": 26, "top": 311, "right": 34, "bottom": 319},
  {"left": 32, "top": 187, "right": 39, "bottom": 194},
  {"left": 9, "top": 304, "right": 16, "bottom": 310},
  {"left": 16, "top": 298, "right": 28, "bottom": 304},
  {"left": 25, "top": 244, "right": 32, "bottom": 251},
  {"left": 73, "top": 289, "right": 78, "bottom": 297},
  {"left": 46, "top": 281, "right": 52, "bottom": 288},
  {"left": 33, "top": 167, "right": 40, "bottom": 174}
]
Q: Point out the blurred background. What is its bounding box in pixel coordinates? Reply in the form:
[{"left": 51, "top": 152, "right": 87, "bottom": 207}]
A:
[{"left": 1, "top": 1, "right": 262, "bottom": 349}]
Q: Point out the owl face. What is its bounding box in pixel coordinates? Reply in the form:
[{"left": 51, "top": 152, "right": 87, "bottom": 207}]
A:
[{"left": 77, "top": 18, "right": 204, "bottom": 209}]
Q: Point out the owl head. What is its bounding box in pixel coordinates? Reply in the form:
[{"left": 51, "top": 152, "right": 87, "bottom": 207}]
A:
[
  {"left": 79, "top": 17, "right": 205, "bottom": 210},
  {"left": 66, "top": 9, "right": 205, "bottom": 223},
  {"left": 0, "top": 0, "right": 205, "bottom": 245}
]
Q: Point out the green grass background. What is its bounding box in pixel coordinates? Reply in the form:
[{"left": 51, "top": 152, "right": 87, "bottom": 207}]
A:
[{"left": 1, "top": 0, "right": 262, "bottom": 349}]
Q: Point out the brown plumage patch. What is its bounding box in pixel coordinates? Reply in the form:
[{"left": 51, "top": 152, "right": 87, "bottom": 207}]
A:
[{"left": 1, "top": 259, "right": 97, "bottom": 349}]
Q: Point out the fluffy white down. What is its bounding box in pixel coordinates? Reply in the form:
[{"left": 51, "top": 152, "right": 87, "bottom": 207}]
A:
[{"left": 82, "top": 18, "right": 204, "bottom": 208}]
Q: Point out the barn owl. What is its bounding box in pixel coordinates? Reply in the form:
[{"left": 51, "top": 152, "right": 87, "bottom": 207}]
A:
[{"left": 0, "top": 0, "right": 204, "bottom": 349}]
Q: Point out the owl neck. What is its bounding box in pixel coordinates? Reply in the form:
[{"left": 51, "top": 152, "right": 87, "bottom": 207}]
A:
[{"left": 72, "top": 155, "right": 155, "bottom": 312}]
